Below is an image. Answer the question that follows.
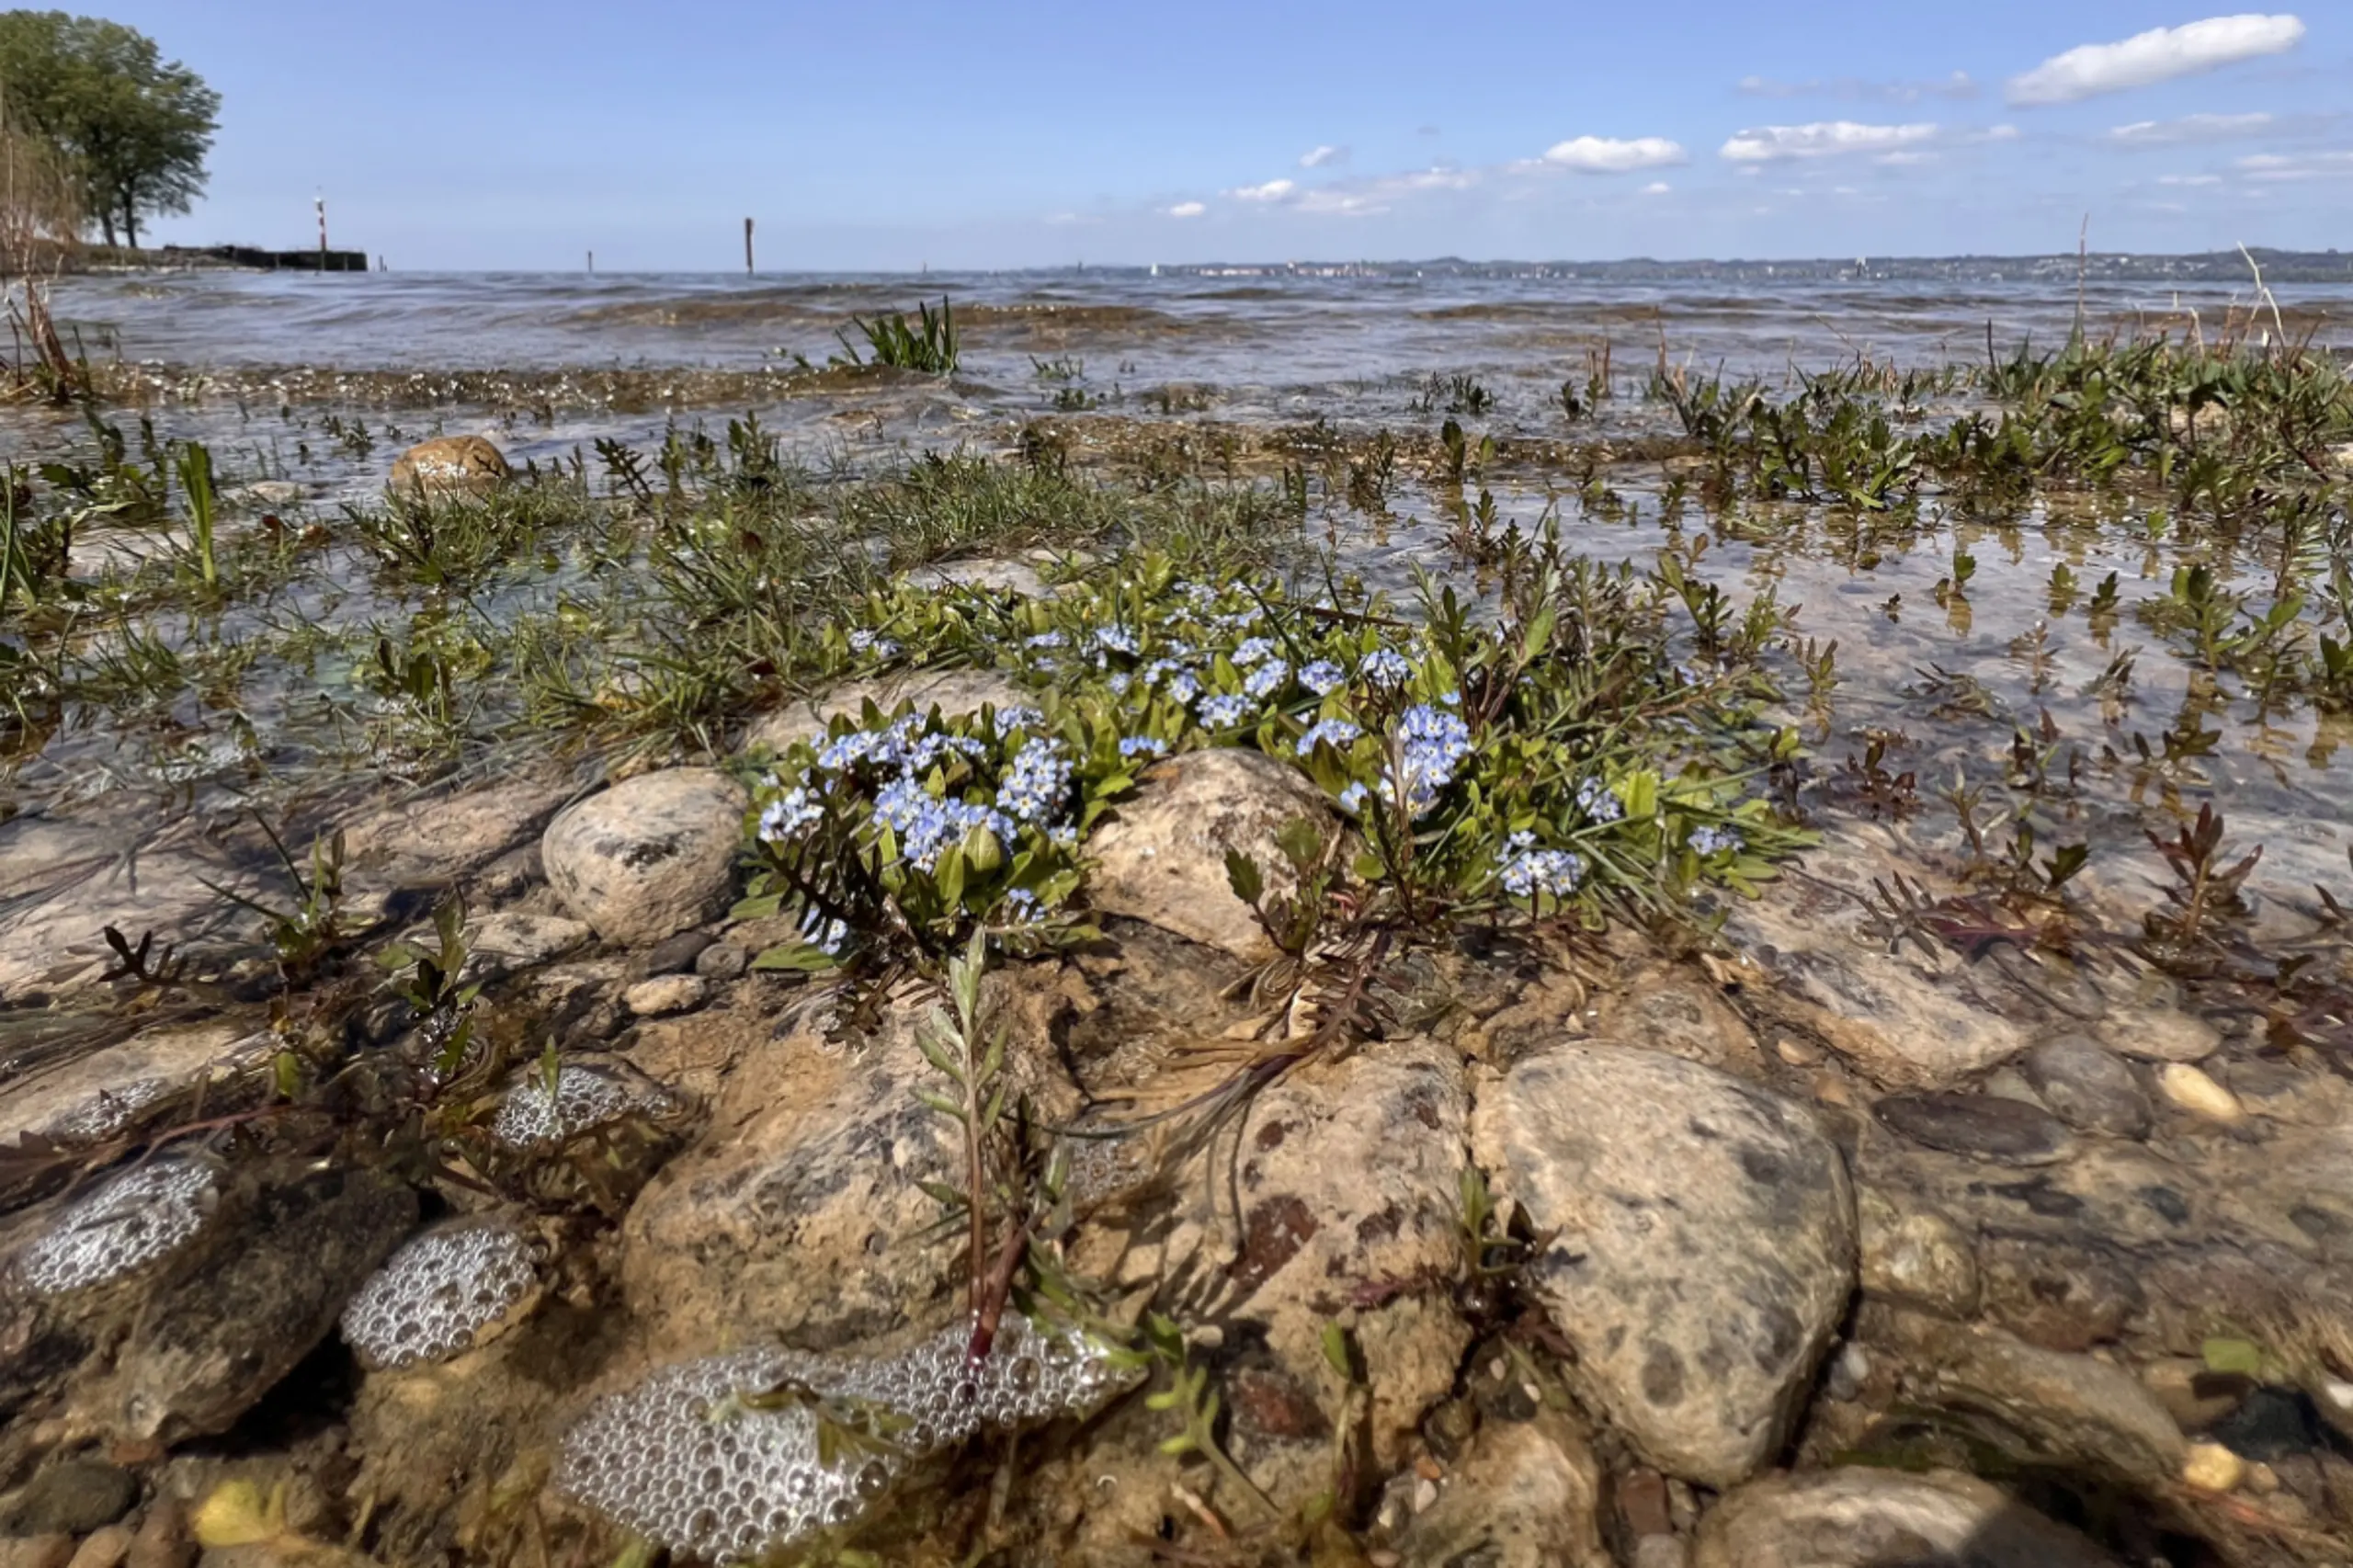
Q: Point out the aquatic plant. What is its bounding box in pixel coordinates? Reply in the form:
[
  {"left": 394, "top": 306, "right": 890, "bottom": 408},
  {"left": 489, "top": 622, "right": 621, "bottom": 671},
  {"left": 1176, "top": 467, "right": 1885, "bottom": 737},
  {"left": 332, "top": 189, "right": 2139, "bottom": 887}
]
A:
[{"left": 837, "top": 297, "right": 960, "bottom": 375}]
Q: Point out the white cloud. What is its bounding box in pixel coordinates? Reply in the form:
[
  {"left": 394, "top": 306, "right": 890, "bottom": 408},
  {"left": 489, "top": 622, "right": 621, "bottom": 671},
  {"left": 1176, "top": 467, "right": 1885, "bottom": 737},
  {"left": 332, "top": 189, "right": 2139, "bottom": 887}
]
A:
[
  {"left": 2109, "top": 111, "right": 2275, "bottom": 142},
  {"left": 1165, "top": 200, "right": 1205, "bottom": 218},
  {"left": 2157, "top": 172, "right": 2224, "bottom": 185},
  {"left": 1641, "top": 181, "right": 1673, "bottom": 195},
  {"left": 1737, "top": 70, "right": 1976, "bottom": 103},
  {"left": 1719, "top": 121, "right": 1940, "bottom": 162},
  {"left": 2007, "top": 14, "right": 2305, "bottom": 106},
  {"left": 1540, "top": 135, "right": 1688, "bottom": 173},
  {"left": 2235, "top": 149, "right": 2353, "bottom": 180},
  {"left": 1228, "top": 178, "right": 1295, "bottom": 202},
  {"left": 1300, "top": 144, "right": 1349, "bottom": 168}
]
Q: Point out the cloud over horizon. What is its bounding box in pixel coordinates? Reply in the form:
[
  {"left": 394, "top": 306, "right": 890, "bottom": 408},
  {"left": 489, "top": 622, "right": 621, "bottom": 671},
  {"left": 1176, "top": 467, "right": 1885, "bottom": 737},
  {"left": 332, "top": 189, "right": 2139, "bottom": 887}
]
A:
[
  {"left": 1300, "top": 144, "right": 1349, "bottom": 168},
  {"left": 1737, "top": 71, "right": 1976, "bottom": 104},
  {"left": 1719, "top": 121, "right": 1941, "bottom": 162},
  {"left": 2007, "top": 14, "right": 2305, "bottom": 106}
]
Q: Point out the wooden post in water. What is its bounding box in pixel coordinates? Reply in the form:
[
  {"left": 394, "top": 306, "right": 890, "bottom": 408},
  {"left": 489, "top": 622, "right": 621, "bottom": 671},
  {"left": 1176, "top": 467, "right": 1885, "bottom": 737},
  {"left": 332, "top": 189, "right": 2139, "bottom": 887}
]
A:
[
  {"left": 316, "top": 194, "right": 328, "bottom": 257},
  {"left": 744, "top": 218, "right": 755, "bottom": 276},
  {"left": 587, "top": 250, "right": 595, "bottom": 276}
]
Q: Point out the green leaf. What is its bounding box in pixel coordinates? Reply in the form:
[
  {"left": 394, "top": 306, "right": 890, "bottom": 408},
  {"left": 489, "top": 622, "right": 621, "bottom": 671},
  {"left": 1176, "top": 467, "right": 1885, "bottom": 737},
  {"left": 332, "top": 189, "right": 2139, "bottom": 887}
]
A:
[
  {"left": 1223, "top": 848, "right": 1264, "bottom": 907},
  {"left": 749, "top": 942, "right": 836, "bottom": 973},
  {"left": 1320, "top": 1321, "right": 1353, "bottom": 1380}
]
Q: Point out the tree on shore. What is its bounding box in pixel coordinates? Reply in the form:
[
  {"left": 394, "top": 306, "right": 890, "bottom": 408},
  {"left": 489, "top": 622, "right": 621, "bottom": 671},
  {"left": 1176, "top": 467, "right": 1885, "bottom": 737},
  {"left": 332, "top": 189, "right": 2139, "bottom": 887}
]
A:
[{"left": 0, "top": 11, "right": 217, "bottom": 248}]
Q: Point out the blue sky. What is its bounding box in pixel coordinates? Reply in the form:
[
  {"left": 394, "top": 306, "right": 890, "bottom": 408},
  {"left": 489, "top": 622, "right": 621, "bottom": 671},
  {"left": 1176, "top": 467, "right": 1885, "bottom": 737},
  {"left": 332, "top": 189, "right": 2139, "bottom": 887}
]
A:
[{"left": 117, "top": 1, "right": 2350, "bottom": 269}]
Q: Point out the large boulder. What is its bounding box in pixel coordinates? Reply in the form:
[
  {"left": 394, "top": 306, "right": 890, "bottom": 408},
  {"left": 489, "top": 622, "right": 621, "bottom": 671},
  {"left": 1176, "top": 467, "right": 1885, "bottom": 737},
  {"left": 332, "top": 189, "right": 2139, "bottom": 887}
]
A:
[
  {"left": 1076, "top": 1037, "right": 1473, "bottom": 1492},
  {"left": 1693, "top": 1467, "right": 2117, "bottom": 1568},
  {"left": 1085, "top": 748, "right": 1336, "bottom": 961},
  {"left": 541, "top": 769, "right": 747, "bottom": 947},
  {"left": 1471, "top": 1042, "right": 1856, "bottom": 1487},
  {"left": 386, "top": 436, "right": 509, "bottom": 498},
  {"left": 616, "top": 976, "right": 1081, "bottom": 1362}
]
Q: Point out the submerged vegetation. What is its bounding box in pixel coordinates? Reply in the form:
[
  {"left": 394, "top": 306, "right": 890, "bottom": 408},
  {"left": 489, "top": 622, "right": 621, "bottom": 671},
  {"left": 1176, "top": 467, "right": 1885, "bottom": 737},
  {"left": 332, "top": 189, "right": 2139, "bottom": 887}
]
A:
[{"left": 4, "top": 316, "right": 2353, "bottom": 1562}]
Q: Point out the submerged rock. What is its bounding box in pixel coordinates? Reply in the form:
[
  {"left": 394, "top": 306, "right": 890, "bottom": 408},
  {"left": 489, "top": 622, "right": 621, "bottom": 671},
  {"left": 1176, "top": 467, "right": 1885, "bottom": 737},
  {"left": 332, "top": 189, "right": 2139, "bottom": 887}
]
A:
[
  {"left": 541, "top": 768, "right": 746, "bottom": 946},
  {"left": 1903, "top": 1321, "right": 2187, "bottom": 1487},
  {"left": 1692, "top": 1467, "right": 2117, "bottom": 1568},
  {"left": 80, "top": 1165, "right": 415, "bottom": 1446},
  {"left": 1077, "top": 1037, "right": 1473, "bottom": 1490},
  {"left": 1471, "top": 1041, "right": 1855, "bottom": 1487},
  {"left": 556, "top": 1312, "right": 1130, "bottom": 1564},
  {"left": 1718, "top": 827, "right": 2030, "bottom": 1088},
  {"left": 1085, "top": 747, "right": 1336, "bottom": 961},
  {"left": 1872, "top": 1092, "right": 2074, "bottom": 1165},
  {"left": 745, "top": 668, "right": 1029, "bottom": 756},
  {"left": 2019, "top": 1033, "right": 2152, "bottom": 1140},
  {"left": 339, "top": 1215, "right": 540, "bottom": 1371},
  {"left": 1855, "top": 1188, "right": 1979, "bottom": 1318},
  {"left": 617, "top": 983, "right": 1077, "bottom": 1358},
  {"left": 386, "top": 436, "right": 509, "bottom": 497},
  {"left": 1388, "top": 1410, "right": 1610, "bottom": 1568},
  {"left": 0, "top": 1024, "right": 267, "bottom": 1149}
]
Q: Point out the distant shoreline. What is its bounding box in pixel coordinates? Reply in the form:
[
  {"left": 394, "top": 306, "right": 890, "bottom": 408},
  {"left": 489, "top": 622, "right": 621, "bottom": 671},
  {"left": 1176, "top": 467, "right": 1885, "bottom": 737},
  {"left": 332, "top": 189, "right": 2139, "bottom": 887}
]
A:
[
  {"left": 45, "top": 246, "right": 2353, "bottom": 286},
  {"left": 63, "top": 244, "right": 370, "bottom": 274}
]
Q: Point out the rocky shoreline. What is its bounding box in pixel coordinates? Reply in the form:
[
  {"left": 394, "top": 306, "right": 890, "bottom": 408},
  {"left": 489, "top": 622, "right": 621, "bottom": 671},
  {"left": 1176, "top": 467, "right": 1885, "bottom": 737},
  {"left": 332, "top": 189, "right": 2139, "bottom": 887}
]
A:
[
  {"left": 4, "top": 672, "right": 2351, "bottom": 1565},
  {"left": 6, "top": 332, "right": 2353, "bottom": 1568}
]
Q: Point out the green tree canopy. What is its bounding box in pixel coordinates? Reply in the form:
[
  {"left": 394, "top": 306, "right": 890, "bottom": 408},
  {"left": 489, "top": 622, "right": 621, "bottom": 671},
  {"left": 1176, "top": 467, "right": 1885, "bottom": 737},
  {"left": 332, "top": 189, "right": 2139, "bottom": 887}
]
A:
[{"left": 0, "top": 11, "right": 218, "bottom": 248}]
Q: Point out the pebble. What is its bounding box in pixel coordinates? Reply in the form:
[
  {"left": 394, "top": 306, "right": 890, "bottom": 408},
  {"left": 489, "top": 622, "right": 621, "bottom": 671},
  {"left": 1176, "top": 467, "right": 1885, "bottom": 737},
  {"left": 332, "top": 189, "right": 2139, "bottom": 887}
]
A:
[
  {"left": 1633, "top": 1538, "right": 1690, "bottom": 1568},
  {"left": 638, "top": 929, "right": 714, "bottom": 977},
  {"left": 2183, "top": 1440, "right": 2246, "bottom": 1493},
  {"left": 694, "top": 939, "right": 749, "bottom": 981},
  {"left": 1412, "top": 1477, "right": 1439, "bottom": 1514},
  {"left": 2245, "top": 1460, "right": 2281, "bottom": 1494},
  {"left": 1774, "top": 1036, "right": 1823, "bottom": 1067},
  {"left": 125, "top": 1499, "right": 193, "bottom": 1568},
  {"left": 624, "top": 974, "right": 709, "bottom": 1017},
  {"left": 64, "top": 1528, "right": 131, "bottom": 1568},
  {"left": 1873, "top": 1092, "right": 2074, "bottom": 1165},
  {"left": 2159, "top": 1063, "right": 2244, "bottom": 1124},
  {"left": 2020, "top": 1032, "right": 2153, "bottom": 1140}
]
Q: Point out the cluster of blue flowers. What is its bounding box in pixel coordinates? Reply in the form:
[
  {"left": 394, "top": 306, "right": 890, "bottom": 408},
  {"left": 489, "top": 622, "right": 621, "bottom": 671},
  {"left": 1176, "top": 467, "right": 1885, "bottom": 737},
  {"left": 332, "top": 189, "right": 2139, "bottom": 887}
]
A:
[
  {"left": 1300, "top": 660, "right": 1345, "bottom": 696},
  {"left": 874, "top": 774, "right": 1013, "bottom": 873},
  {"left": 1243, "top": 660, "right": 1290, "bottom": 700},
  {"left": 1688, "top": 824, "right": 1745, "bottom": 857},
  {"left": 1119, "top": 734, "right": 1168, "bottom": 761},
  {"left": 1296, "top": 718, "right": 1362, "bottom": 756},
  {"left": 996, "top": 737, "right": 1074, "bottom": 827},
  {"left": 847, "top": 630, "right": 901, "bottom": 659},
  {"left": 1358, "top": 649, "right": 1413, "bottom": 685},
  {"left": 1231, "top": 637, "right": 1279, "bottom": 667},
  {"left": 1575, "top": 777, "right": 1623, "bottom": 824},
  {"left": 1392, "top": 704, "right": 1473, "bottom": 814},
  {"left": 1499, "top": 833, "right": 1586, "bottom": 901},
  {"left": 1198, "top": 693, "right": 1255, "bottom": 729},
  {"left": 756, "top": 785, "right": 824, "bottom": 843}
]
